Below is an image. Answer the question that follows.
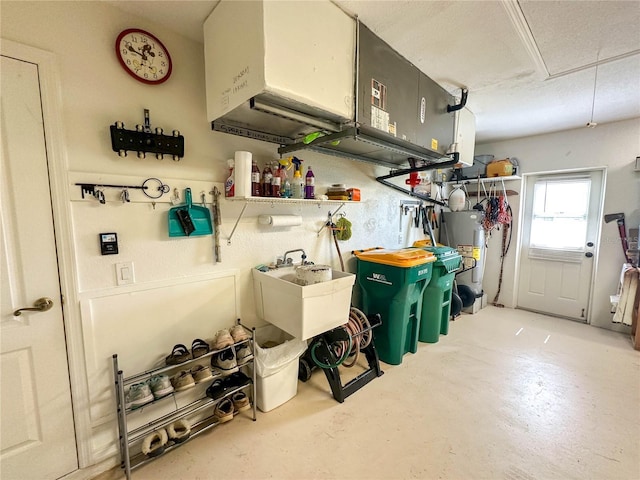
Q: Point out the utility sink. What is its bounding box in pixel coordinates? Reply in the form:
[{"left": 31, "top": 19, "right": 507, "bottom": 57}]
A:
[{"left": 252, "top": 268, "right": 355, "bottom": 340}]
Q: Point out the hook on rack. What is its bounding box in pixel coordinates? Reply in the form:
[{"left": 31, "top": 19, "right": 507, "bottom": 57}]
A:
[{"left": 317, "top": 203, "right": 346, "bottom": 236}]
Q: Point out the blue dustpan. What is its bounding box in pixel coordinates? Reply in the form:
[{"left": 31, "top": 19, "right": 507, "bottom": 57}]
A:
[{"left": 168, "top": 188, "right": 213, "bottom": 237}]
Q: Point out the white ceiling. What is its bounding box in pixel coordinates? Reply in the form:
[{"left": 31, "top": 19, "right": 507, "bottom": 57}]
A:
[{"left": 106, "top": 0, "right": 640, "bottom": 143}]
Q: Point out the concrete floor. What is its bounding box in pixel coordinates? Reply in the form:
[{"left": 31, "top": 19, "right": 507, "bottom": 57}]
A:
[{"left": 97, "top": 307, "right": 640, "bottom": 480}]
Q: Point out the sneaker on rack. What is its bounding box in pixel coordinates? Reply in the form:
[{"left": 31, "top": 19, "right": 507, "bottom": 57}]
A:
[
  {"left": 191, "top": 364, "right": 214, "bottom": 384},
  {"left": 211, "top": 347, "right": 238, "bottom": 375},
  {"left": 149, "top": 374, "right": 174, "bottom": 399},
  {"left": 231, "top": 391, "right": 251, "bottom": 413},
  {"left": 213, "top": 398, "right": 234, "bottom": 423},
  {"left": 128, "top": 382, "right": 154, "bottom": 409},
  {"left": 230, "top": 324, "right": 250, "bottom": 343},
  {"left": 212, "top": 329, "right": 234, "bottom": 350},
  {"left": 171, "top": 370, "right": 195, "bottom": 392},
  {"left": 235, "top": 343, "right": 253, "bottom": 364}
]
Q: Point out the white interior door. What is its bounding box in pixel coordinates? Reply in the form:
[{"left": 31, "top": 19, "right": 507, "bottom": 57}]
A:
[
  {"left": 517, "top": 170, "right": 604, "bottom": 321},
  {"left": 1, "top": 56, "right": 78, "bottom": 479}
]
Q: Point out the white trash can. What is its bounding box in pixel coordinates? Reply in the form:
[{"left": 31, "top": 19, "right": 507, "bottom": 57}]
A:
[{"left": 254, "top": 325, "right": 307, "bottom": 412}]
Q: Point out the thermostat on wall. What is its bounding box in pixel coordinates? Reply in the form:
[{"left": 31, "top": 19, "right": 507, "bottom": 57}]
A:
[{"left": 100, "top": 233, "right": 118, "bottom": 255}]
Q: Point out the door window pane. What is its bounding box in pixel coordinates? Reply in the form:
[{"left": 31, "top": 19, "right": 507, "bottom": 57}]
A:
[{"left": 530, "top": 179, "right": 591, "bottom": 250}]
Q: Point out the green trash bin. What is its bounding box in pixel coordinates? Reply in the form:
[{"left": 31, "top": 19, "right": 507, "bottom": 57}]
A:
[
  {"left": 354, "top": 248, "right": 436, "bottom": 365},
  {"left": 413, "top": 241, "right": 462, "bottom": 343}
]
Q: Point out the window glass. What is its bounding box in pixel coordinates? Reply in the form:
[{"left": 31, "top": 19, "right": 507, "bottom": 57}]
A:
[{"left": 530, "top": 179, "right": 590, "bottom": 250}]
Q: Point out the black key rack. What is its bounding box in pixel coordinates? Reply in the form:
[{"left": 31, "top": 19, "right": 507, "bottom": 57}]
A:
[{"left": 110, "top": 109, "right": 185, "bottom": 161}]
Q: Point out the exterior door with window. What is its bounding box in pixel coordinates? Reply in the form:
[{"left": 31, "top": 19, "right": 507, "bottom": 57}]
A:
[{"left": 517, "top": 170, "right": 604, "bottom": 321}]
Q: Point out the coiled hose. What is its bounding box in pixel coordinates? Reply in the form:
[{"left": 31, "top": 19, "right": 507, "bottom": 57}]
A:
[{"left": 310, "top": 307, "right": 372, "bottom": 369}]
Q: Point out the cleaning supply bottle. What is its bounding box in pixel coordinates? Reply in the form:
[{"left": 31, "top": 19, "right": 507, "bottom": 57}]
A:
[
  {"left": 251, "top": 159, "right": 261, "bottom": 197},
  {"left": 291, "top": 157, "right": 304, "bottom": 199},
  {"left": 224, "top": 159, "right": 234, "bottom": 198},
  {"left": 278, "top": 157, "right": 293, "bottom": 198},
  {"left": 262, "top": 162, "right": 273, "bottom": 197},
  {"left": 271, "top": 161, "right": 281, "bottom": 198},
  {"left": 304, "top": 165, "right": 315, "bottom": 199}
]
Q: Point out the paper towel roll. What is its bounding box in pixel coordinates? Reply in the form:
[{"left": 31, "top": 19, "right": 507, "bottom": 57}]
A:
[
  {"left": 258, "top": 215, "right": 302, "bottom": 227},
  {"left": 234, "top": 151, "right": 252, "bottom": 198}
]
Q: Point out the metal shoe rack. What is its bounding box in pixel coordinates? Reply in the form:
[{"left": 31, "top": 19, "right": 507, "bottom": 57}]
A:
[{"left": 112, "top": 320, "right": 256, "bottom": 480}]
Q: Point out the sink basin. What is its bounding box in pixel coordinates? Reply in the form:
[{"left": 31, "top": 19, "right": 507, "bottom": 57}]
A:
[{"left": 252, "top": 268, "right": 355, "bottom": 340}]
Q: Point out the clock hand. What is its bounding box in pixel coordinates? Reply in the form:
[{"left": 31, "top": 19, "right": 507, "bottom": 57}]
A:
[{"left": 126, "top": 44, "right": 148, "bottom": 61}]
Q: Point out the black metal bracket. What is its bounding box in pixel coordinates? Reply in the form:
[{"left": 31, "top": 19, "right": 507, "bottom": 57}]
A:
[
  {"left": 375, "top": 154, "right": 459, "bottom": 206},
  {"left": 447, "top": 87, "right": 468, "bottom": 113},
  {"left": 300, "top": 314, "right": 384, "bottom": 403},
  {"left": 110, "top": 109, "right": 184, "bottom": 160}
]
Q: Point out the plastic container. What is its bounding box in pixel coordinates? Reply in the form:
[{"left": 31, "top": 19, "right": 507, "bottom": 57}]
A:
[
  {"left": 413, "top": 241, "right": 462, "bottom": 343},
  {"left": 252, "top": 268, "right": 355, "bottom": 340},
  {"left": 304, "top": 166, "right": 315, "bottom": 199},
  {"left": 251, "top": 159, "right": 261, "bottom": 196},
  {"left": 486, "top": 159, "right": 513, "bottom": 177},
  {"left": 254, "top": 325, "right": 307, "bottom": 412},
  {"left": 353, "top": 248, "right": 435, "bottom": 365}
]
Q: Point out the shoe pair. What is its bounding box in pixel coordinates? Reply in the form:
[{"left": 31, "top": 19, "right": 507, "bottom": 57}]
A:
[
  {"left": 171, "top": 364, "right": 215, "bottom": 392},
  {"left": 126, "top": 374, "right": 173, "bottom": 409},
  {"left": 165, "top": 339, "right": 210, "bottom": 366},
  {"left": 213, "top": 392, "right": 251, "bottom": 423},
  {"left": 212, "top": 325, "right": 250, "bottom": 350},
  {"left": 205, "top": 372, "right": 251, "bottom": 400},
  {"left": 211, "top": 344, "right": 253, "bottom": 374},
  {"left": 141, "top": 419, "right": 191, "bottom": 457}
]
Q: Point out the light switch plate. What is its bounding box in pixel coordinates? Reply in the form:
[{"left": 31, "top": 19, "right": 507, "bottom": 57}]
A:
[{"left": 115, "top": 261, "right": 134, "bottom": 286}]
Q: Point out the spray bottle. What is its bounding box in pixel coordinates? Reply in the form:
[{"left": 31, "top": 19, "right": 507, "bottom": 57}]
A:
[
  {"left": 224, "top": 159, "right": 234, "bottom": 198},
  {"left": 291, "top": 157, "right": 304, "bottom": 199},
  {"left": 278, "top": 157, "right": 293, "bottom": 198}
]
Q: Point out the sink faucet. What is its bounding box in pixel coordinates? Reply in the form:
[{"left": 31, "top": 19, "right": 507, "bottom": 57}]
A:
[{"left": 278, "top": 249, "right": 308, "bottom": 267}]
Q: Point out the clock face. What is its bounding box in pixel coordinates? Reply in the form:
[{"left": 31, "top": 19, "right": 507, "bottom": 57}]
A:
[{"left": 115, "top": 29, "right": 172, "bottom": 84}]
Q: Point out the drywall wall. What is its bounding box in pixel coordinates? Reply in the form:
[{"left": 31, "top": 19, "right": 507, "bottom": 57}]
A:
[
  {"left": 1, "top": 1, "right": 435, "bottom": 473},
  {"left": 476, "top": 117, "right": 640, "bottom": 331}
]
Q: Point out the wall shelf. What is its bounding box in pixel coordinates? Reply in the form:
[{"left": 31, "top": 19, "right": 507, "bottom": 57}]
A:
[
  {"left": 225, "top": 197, "right": 361, "bottom": 245},
  {"left": 444, "top": 175, "right": 521, "bottom": 186},
  {"left": 226, "top": 196, "right": 359, "bottom": 206}
]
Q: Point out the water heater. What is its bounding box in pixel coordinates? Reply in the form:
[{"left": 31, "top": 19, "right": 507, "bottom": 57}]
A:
[{"left": 439, "top": 211, "right": 485, "bottom": 296}]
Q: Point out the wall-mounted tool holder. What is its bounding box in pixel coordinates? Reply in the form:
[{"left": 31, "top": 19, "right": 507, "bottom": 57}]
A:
[
  {"left": 75, "top": 177, "right": 169, "bottom": 204},
  {"left": 110, "top": 109, "right": 185, "bottom": 161}
]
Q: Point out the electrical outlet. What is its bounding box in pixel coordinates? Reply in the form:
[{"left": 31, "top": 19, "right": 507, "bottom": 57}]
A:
[{"left": 115, "top": 262, "right": 134, "bottom": 286}]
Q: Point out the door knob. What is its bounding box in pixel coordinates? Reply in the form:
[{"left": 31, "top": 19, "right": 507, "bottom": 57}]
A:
[
  {"left": 13, "top": 297, "right": 54, "bottom": 316},
  {"left": 585, "top": 252, "right": 594, "bottom": 258}
]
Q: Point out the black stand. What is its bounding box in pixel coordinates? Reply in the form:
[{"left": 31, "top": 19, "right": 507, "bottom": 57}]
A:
[{"left": 300, "top": 314, "right": 384, "bottom": 403}]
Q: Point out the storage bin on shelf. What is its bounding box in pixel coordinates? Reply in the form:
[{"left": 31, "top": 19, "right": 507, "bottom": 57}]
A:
[
  {"left": 353, "top": 248, "right": 435, "bottom": 365},
  {"left": 413, "top": 240, "right": 462, "bottom": 343},
  {"left": 252, "top": 268, "right": 355, "bottom": 341},
  {"left": 253, "top": 325, "right": 307, "bottom": 412}
]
